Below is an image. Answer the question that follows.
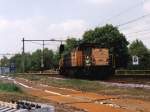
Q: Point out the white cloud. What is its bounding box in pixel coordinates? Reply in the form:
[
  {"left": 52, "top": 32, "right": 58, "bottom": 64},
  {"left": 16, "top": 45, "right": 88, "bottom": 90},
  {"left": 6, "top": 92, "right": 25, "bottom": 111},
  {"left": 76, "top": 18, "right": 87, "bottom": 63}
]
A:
[
  {"left": 0, "top": 16, "right": 51, "bottom": 53},
  {"left": 48, "top": 20, "right": 89, "bottom": 39},
  {"left": 85, "top": 0, "right": 113, "bottom": 4},
  {"left": 143, "top": 1, "right": 150, "bottom": 12},
  {"left": 0, "top": 20, "right": 11, "bottom": 30},
  {"left": 0, "top": 17, "right": 89, "bottom": 54}
]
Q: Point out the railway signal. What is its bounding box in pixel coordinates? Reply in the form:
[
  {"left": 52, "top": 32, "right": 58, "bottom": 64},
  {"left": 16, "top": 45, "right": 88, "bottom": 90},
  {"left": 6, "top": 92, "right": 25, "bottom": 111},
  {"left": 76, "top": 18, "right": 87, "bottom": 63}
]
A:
[{"left": 59, "top": 44, "right": 65, "bottom": 54}]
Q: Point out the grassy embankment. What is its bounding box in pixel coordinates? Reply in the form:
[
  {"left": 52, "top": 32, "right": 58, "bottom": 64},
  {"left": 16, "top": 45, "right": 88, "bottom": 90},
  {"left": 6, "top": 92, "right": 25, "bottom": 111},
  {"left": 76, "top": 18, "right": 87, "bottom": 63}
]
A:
[
  {"left": 0, "top": 81, "right": 43, "bottom": 102},
  {"left": 0, "top": 79, "right": 87, "bottom": 112},
  {"left": 0, "top": 82, "right": 22, "bottom": 93}
]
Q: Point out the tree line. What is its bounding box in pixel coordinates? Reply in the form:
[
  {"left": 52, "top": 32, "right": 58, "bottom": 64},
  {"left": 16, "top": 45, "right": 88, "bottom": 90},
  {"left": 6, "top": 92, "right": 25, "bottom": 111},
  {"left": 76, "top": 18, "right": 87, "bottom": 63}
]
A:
[
  {"left": 0, "top": 24, "right": 150, "bottom": 72},
  {"left": 0, "top": 48, "right": 60, "bottom": 72}
]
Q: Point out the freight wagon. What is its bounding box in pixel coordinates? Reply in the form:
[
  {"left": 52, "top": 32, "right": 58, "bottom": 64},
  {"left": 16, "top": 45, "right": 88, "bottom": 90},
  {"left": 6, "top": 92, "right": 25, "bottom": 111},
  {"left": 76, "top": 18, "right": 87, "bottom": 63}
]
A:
[{"left": 59, "top": 43, "right": 116, "bottom": 79}]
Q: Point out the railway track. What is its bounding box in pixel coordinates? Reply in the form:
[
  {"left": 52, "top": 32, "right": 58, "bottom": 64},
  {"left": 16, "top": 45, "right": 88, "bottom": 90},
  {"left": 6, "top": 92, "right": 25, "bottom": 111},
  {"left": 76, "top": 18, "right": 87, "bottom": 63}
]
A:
[
  {"left": 0, "top": 106, "right": 17, "bottom": 112},
  {"left": 0, "top": 101, "right": 54, "bottom": 112}
]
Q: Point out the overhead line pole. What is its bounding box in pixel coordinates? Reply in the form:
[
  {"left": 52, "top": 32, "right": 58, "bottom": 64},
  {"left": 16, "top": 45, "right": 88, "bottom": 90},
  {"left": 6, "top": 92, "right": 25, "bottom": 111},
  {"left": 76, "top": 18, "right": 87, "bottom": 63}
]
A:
[
  {"left": 41, "top": 40, "right": 44, "bottom": 72},
  {"left": 22, "top": 38, "right": 65, "bottom": 73},
  {"left": 22, "top": 38, "right": 25, "bottom": 73}
]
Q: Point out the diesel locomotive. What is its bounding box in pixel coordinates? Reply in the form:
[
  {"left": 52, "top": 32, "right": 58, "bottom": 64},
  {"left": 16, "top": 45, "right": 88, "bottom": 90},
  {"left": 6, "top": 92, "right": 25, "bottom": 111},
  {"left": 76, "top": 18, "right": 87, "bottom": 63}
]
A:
[{"left": 59, "top": 43, "right": 116, "bottom": 79}]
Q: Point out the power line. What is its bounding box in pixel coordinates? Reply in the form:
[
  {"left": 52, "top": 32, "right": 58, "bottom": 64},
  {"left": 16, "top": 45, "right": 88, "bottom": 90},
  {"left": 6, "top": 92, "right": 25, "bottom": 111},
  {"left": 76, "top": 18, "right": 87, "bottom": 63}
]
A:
[
  {"left": 124, "top": 28, "right": 150, "bottom": 35},
  {"left": 28, "top": 41, "right": 43, "bottom": 46},
  {"left": 28, "top": 40, "right": 60, "bottom": 46},
  {"left": 127, "top": 35, "right": 150, "bottom": 41},
  {"left": 99, "top": 0, "right": 148, "bottom": 26},
  {"left": 116, "top": 13, "right": 150, "bottom": 27},
  {"left": 126, "top": 31, "right": 150, "bottom": 37},
  {"left": 119, "top": 21, "right": 150, "bottom": 30},
  {"left": 0, "top": 53, "right": 15, "bottom": 56}
]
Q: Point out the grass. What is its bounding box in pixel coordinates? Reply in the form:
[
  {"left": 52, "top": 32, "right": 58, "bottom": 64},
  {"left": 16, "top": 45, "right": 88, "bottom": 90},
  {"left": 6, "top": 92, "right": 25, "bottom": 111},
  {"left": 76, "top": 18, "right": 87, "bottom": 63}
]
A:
[
  {"left": 44, "top": 78, "right": 107, "bottom": 92},
  {"left": 0, "top": 81, "right": 44, "bottom": 102},
  {"left": 0, "top": 82, "right": 22, "bottom": 93}
]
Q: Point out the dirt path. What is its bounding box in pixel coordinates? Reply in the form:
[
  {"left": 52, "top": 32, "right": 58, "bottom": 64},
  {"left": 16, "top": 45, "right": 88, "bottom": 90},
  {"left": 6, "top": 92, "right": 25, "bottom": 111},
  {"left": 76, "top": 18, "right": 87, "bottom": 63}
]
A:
[
  {"left": 9, "top": 77, "right": 149, "bottom": 112},
  {"left": 1, "top": 75, "right": 150, "bottom": 112}
]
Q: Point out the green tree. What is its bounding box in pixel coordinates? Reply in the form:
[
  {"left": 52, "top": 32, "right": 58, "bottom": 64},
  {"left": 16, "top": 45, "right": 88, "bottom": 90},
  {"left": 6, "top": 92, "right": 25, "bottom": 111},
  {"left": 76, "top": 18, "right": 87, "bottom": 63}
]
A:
[
  {"left": 43, "top": 48, "right": 55, "bottom": 69},
  {"left": 0, "top": 56, "right": 9, "bottom": 66},
  {"left": 9, "top": 54, "right": 22, "bottom": 72},
  {"left": 24, "top": 53, "right": 32, "bottom": 71},
  {"left": 30, "top": 49, "right": 42, "bottom": 71},
  {"left": 30, "top": 48, "right": 56, "bottom": 71},
  {"left": 9, "top": 48, "right": 58, "bottom": 72},
  {"left": 53, "top": 51, "right": 61, "bottom": 68},
  {"left": 63, "top": 38, "right": 79, "bottom": 54},
  {"left": 83, "top": 24, "right": 129, "bottom": 67},
  {"left": 129, "top": 39, "right": 150, "bottom": 69},
  {"left": 9, "top": 53, "right": 32, "bottom": 72}
]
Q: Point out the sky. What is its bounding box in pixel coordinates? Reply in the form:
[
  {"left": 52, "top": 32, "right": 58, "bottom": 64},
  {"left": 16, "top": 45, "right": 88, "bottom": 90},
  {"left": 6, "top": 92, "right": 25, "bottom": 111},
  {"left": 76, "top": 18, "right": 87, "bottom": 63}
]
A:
[{"left": 0, "top": 0, "right": 150, "bottom": 56}]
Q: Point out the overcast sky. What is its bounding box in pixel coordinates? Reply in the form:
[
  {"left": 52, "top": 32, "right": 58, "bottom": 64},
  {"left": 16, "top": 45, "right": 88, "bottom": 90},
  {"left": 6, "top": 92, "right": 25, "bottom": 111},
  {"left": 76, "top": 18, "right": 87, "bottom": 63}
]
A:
[{"left": 0, "top": 0, "right": 150, "bottom": 55}]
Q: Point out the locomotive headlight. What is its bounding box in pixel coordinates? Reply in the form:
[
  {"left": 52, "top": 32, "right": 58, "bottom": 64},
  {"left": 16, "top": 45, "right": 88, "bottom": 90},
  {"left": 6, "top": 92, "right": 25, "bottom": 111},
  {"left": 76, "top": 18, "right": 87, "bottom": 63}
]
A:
[{"left": 85, "top": 56, "right": 91, "bottom": 66}]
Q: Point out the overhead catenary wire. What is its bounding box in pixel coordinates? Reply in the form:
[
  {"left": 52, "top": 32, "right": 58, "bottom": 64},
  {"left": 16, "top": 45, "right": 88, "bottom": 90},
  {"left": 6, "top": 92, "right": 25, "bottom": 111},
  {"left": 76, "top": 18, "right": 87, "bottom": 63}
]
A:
[
  {"left": 126, "top": 35, "right": 150, "bottom": 41},
  {"left": 28, "top": 41, "right": 43, "bottom": 46},
  {"left": 99, "top": 0, "right": 148, "bottom": 26},
  {"left": 96, "top": 0, "right": 150, "bottom": 47},
  {"left": 116, "top": 13, "right": 150, "bottom": 27},
  {"left": 126, "top": 32, "right": 150, "bottom": 40},
  {"left": 126, "top": 31, "right": 150, "bottom": 37},
  {"left": 119, "top": 21, "right": 150, "bottom": 31},
  {"left": 124, "top": 28, "right": 150, "bottom": 35},
  {"left": 0, "top": 53, "right": 15, "bottom": 55},
  {"left": 102, "top": 1, "right": 146, "bottom": 25},
  {"left": 28, "top": 41, "right": 59, "bottom": 47}
]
